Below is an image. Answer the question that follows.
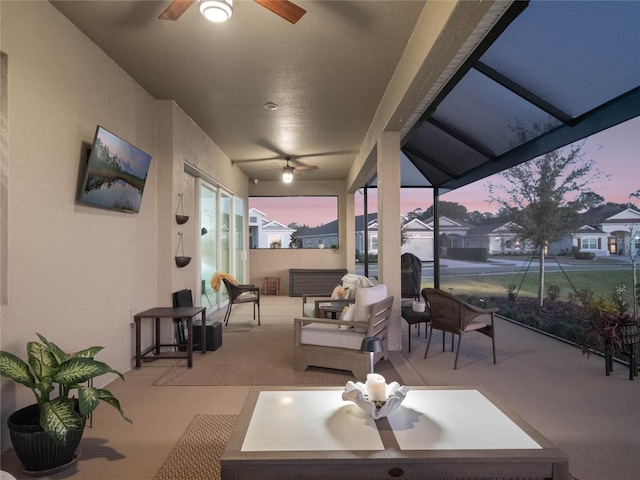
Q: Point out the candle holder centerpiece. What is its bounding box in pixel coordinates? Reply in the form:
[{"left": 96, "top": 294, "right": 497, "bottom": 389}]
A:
[{"left": 342, "top": 376, "right": 408, "bottom": 419}]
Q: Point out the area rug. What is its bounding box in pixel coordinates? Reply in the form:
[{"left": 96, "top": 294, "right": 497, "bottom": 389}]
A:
[
  {"left": 154, "top": 414, "right": 236, "bottom": 480},
  {"left": 155, "top": 414, "right": 579, "bottom": 480},
  {"left": 154, "top": 324, "right": 403, "bottom": 386}
]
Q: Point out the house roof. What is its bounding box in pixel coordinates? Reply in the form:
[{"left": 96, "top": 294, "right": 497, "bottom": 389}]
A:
[
  {"left": 466, "top": 222, "right": 521, "bottom": 237},
  {"left": 574, "top": 208, "right": 640, "bottom": 235},
  {"left": 403, "top": 218, "right": 432, "bottom": 232},
  {"left": 422, "top": 216, "right": 473, "bottom": 230},
  {"left": 600, "top": 208, "right": 640, "bottom": 224},
  {"left": 575, "top": 225, "right": 605, "bottom": 234}
]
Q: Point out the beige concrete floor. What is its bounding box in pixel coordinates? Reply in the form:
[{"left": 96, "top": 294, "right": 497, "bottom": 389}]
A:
[{"left": 1, "top": 295, "right": 638, "bottom": 480}]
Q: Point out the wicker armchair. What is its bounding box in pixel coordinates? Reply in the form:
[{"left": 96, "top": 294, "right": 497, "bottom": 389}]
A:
[
  {"left": 222, "top": 278, "right": 260, "bottom": 326},
  {"left": 422, "top": 288, "right": 498, "bottom": 369}
]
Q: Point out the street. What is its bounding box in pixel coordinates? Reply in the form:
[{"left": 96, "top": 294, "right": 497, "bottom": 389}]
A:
[{"left": 356, "top": 255, "right": 634, "bottom": 280}]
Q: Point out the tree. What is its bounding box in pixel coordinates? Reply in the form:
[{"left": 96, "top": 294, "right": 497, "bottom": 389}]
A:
[
  {"left": 400, "top": 224, "right": 410, "bottom": 246},
  {"left": 291, "top": 223, "right": 311, "bottom": 236},
  {"left": 405, "top": 207, "right": 424, "bottom": 220},
  {"left": 488, "top": 140, "right": 603, "bottom": 306},
  {"left": 465, "top": 210, "right": 496, "bottom": 225},
  {"left": 421, "top": 201, "right": 468, "bottom": 222}
]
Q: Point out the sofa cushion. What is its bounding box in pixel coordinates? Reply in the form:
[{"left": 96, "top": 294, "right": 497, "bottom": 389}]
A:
[
  {"left": 300, "top": 322, "right": 366, "bottom": 350},
  {"left": 353, "top": 284, "right": 388, "bottom": 333}
]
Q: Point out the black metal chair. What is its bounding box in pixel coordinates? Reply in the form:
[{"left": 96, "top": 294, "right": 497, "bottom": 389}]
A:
[{"left": 222, "top": 278, "right": 261, "bottom": 326}]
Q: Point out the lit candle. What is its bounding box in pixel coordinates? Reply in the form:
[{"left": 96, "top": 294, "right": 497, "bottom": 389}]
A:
[{"left": 366, "top": 373, "right": 386, "bottom": 402}]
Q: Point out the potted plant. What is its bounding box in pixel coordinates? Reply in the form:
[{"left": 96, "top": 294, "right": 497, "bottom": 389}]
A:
[
  {"left": 581, "top": 285, "right": 639, "bottom": 378},
  {"left": 0, "top": 333, "right": 131, "bottom": 474}
]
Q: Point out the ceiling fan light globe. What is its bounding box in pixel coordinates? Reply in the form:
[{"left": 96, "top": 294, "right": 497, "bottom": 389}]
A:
[
  {"left": 199, "top": 0, "right": 233, "bottom": 22},
  {"left": 282, "top": 167, "right": 294, "bottom": 183}
]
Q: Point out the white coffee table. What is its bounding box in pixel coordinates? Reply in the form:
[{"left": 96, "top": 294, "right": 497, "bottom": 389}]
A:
[{"left": 221, "top": 386, "right": 569, "bottom": 480}]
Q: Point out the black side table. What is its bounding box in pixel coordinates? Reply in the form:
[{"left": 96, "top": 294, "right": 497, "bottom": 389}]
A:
[
  {"left": 401, "top": 306, "right": 430, "bottom": 353},
  {"left": 134, "top": 306, "right": 206, "bottom": 368}
]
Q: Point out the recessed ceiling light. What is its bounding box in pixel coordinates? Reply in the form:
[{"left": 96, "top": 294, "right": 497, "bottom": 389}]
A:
[{"left": 263, "top": 102, "right": 279, "bottom": 111}]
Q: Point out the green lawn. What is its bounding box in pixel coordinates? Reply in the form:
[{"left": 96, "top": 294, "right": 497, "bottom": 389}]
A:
[{"left": 436, "top": 270, "right": 635, "bottom": 306}]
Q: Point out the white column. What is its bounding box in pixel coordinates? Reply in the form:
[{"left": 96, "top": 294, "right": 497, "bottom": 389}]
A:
[{"left": 377, "top": 131, "right": 402, "bottom": 351}]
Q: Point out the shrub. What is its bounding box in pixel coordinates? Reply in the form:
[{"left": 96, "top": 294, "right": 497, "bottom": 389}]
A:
[
  {"left": 568, "top": 287, "right": 595, "bottom": 308},
  {"left": 447, "top": 248, "right": 488, "bottom": 262},
  {"left": 546, "top": 284, "right": 561, "bottom": 301}
]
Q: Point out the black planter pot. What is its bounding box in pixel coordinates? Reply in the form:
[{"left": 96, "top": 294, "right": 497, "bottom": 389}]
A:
[{"left": 7, "top": 404, "right": 85, "bottom": 475}]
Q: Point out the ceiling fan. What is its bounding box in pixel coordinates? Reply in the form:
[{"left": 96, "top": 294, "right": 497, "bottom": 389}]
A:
[
  {"left": 279, "top": 156, "right": 318, "bottom": 183},
  {"left": 159, "top": 0, "right": 307, "bottom": 24},
  {"left": 233, "top": 155, "right": 319, "bottom": 182}
]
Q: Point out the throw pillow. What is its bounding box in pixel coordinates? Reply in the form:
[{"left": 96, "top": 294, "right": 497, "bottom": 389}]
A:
[
  {"left": 331, "top": 285, "right": 345, "bottom": 299},
  {"left": 353, "top": 284, "right": 388, "bottom": 333},
  {"left": 338, "top": 305, "right": 354, "bottom": 330}
]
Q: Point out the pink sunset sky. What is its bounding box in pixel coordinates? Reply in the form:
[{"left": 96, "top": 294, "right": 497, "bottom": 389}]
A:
[{"left": 251, "top": 117, "right": 639, "bottom": 227}]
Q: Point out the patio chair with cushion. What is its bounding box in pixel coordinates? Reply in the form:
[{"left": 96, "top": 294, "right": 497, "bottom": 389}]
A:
[
  {"left": 422, "top": 287, "right": 498, "bottom": 369},
  {"left": 301, "top": 274, "right": 373, "bottom": 318},
  {"left": 294, "top": 284, "right": 393, "bottom": 379}
]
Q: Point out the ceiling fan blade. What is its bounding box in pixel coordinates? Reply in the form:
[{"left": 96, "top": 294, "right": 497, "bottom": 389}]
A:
[
  {"left": 294, "top": 165, "right": 319, "bottom": 171},
  {"left": 254, "top": 0, "right": 307, "bottom": 24},
  {"left": 159, "top": 0, "right": 195, "bottom": 21}
]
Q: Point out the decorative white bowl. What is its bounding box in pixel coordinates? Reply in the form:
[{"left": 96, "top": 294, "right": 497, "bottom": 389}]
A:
[{"left": 342, "top": 381, "right": 409, "bottom": 419}]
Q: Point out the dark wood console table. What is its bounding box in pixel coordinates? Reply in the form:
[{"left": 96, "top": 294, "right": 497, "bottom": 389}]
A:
[
  {"left": 134, "top": 306, "right": 206, "bottom": 368},
  {"left": 289, "top": 268, "right": 347, "bottom": 297}
]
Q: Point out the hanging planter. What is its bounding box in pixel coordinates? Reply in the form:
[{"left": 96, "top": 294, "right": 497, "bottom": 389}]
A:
[
  {"left": 175, "top": 193, "right": 189, "bottom": 225},
  {"left": 175, "top": 231, "right": 191, "bottom": 268}
]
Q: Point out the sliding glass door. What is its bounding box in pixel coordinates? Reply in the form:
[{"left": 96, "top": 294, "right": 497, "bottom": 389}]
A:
[
  {"left": 235, "top": 197, "right": 245, "bottom": 284},
  {"left": 197, "top": 178, "right": 246, "bottom": 312},
  {"left": 200, "top": 183, "right": 217, "bottom": 309}
]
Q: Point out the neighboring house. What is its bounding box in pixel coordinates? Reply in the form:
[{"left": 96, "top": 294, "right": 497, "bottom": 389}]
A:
[
  {"left": 465, "top": 222, "right": 536, "bottom": 255},
  {"left": 422, "top": 216, "right": 472, "bottom": 250},
  {"left": 401, "top": 218, "right": 434, "bottom": 261},
  {"left": 298, "top": 214, "right": 470, "bottom": 261},
  {"left": 354, "top": 213, "right": 379, "bottom": 256},
  {"left": 572, "top": 208, "right": 640, "bottom": 257},
  {"left": 297, "top": 221, "right": 338, "bottom": 249},
  {"left": 248, "top": 208, "right": 296, "bottom": 249}
]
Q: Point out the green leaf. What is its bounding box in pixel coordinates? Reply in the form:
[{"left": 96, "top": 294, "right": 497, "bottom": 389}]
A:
[
  {"left": 96, "top": 389, "right": 132, "bottom": 424},
  {"left": 27, "top": 341, "right": 59, "bottom": 382},
  {"left": 37, "top": 334, "right": 70, "bottom": 365},
  {"left": 53, "top": 358, "right": 123, "bottom": 385},
  {"left": 77, "top": 385, "right": 100, "bottom": 417},
  {"left": 40, "top": 398, "right": 83, "bottom": 446},
  {"left": 0, "top": 351, "right": 35, "bottom": 387},
  {"left": 72, "top": 346, "right": 104, "bottom": 359}
]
